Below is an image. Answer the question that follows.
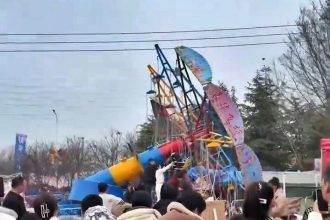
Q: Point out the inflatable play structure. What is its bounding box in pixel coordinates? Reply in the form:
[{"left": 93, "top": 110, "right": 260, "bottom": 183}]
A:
[
  {"left": 70, "top": 44, "right": 263, "bottom": 201},
  {"left": 70, "top": 139, "right": 185, "bottom": 200}
]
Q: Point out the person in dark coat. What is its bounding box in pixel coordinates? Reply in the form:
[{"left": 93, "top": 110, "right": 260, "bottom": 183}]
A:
[
  {"left": 2, "top": 176, "right": 27, "bottom": 219},
  {"left": 142, "top": 159, "right": 158, "bottom": 194},
  {"left": 153, "top": 183, "right": 179, "bottom": 215},
  {"left": 123, "top": 183, "right": 144, "bottom": 204},
  {"left": 21, "top": 213, "right": 42, "bottom": 220}
]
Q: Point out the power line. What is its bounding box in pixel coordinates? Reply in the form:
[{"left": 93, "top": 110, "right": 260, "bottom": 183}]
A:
[
  {"left": 0, "top": 33, "right": 298, "bottom": 45},
  {"left": 0, "top": 24, "right": 298, "bottom": 36},
  {"left": 0, "top": 41, "right": 292, "bottom": 53}
]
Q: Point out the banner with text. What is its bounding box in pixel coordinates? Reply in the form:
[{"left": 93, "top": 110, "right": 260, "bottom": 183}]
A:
[{"left": 15, "top": 133, "right": 27, "bottom": 171}]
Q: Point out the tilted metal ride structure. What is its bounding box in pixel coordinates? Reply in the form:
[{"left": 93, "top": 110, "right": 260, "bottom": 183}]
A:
[
  {"left": 147, "top": 45, "right": 263, "bottom": 194},
  {"left": 69, "top": 44, "right": 263, "bottom": 202}
]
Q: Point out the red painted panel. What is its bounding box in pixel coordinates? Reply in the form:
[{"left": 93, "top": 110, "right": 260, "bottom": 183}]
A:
[
  {"left": 321, "top": 138, "right": 330, "bottom": 176},
  {"left": 159, "top": 139, "right": 185, "bottom": 157}
]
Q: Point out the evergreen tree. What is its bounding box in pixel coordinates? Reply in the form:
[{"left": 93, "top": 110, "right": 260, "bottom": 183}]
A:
[
  {"left": 218, "top": 81, "right": 238, "bottom": 105},
  {"left": 135, "top": 115, "right": 182, "bottom": 152},
  {"left": 230, "top": 87, "right": 238, "bottom": 105},
  {"left": 218, "top": 81, "right": 230, "bottom": 94},
  {"left": 242, "top": 70, "right": 288, "bottom": 170},
  {"left": 135, "top": 117, "right": 155, "bottom": 152}
]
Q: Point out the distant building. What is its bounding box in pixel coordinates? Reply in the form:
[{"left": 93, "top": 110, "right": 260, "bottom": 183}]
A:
[{"left": 263, "top": 171, "right": 321, "bottom": 197}]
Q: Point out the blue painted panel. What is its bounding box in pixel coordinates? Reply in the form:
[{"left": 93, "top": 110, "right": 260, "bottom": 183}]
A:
[
  {"left": 175, "top": 46, "right": 212, "bottom": 85},
  {"left": 86, "top": 169, "right": 115, "bottom": 185},
  {"left": 236, "top": 144, "right": 263, "bottom": 185},
  {"left": 138, "top": 146, "right": 164, "bottom": 167}
]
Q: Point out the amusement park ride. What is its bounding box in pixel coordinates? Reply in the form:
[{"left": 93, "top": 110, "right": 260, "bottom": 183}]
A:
[{"left": 69, "top": 45, "right": 263, "bottom": 201}]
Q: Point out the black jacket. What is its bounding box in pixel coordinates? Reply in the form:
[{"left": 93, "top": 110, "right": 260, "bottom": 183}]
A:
[
  {"left": 123, "top": 185, "right": 145, "bottom": 203},
  {"left": 142, "top": 164, "right": 158, "bottom": 184},
  {"left": 153, "top": 199, "right": 173, "bottom": 215},
  {"left": 2, "top": 191, "right": 27, "bottom": 219}
]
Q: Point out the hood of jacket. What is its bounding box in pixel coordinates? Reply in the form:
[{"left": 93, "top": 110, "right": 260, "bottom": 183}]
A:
[
  {"left": 117, "top": 208, "right": 162, "bottom": 220},
  {"left": 83, "top": 205, "right": 116, "bottom": 220},
  {"left": 0, "top": 206, "right": 18, "bottom": 219},
  {"left": 158, "top": 202, "right": 203, "bottom": 220}
]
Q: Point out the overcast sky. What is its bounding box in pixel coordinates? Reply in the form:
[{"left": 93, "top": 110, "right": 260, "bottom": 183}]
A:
[{"left": 0, "top": 0, "right": 309, "bottom": 148}]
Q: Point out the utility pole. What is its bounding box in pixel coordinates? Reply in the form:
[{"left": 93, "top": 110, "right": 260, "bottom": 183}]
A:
[
  {"left": 52, "top": 109, "right": 58, "bottom": 146},
  {"left": 52, "top": 109, "right": 59, "bottom": 188}
]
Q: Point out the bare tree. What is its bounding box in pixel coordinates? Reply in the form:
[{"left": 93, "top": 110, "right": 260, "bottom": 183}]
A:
[
  {"left": 125, "top": 131, "right": 137, "bottom": 156},
  {"left": 22, "top": 141, "right": 53, "bottom": 184},
  {"left": 26, "top": 137, "right": 93, "bottom": 187},
  {"left": 1, "top": 132, "right": 136, "bottom": 187},
  {"left": 0, "top": 148, "right": 15, "bottom": 175},
  {"left": 63, "top": 136, "right": 92, "bottom": 185},
  {"left": 88, "top": 130, "right": 133, "bottom": 170},
  {"left": 270, "top": 1, "right": 330, "bottom": 169},
  {"left": 272, "top": 61, "right": 328, "bottom": 169},
  {"left": 279, "top": 1, "right": 330, "bottom": 113}
]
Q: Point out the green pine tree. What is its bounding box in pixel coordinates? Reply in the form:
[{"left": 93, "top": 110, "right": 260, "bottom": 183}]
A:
[
  {"left": 135, "top": 117, "right": 156, "bottom": 152},
  {"left": 218, "top": 81, "right": 238, "bottom": 106},
  {"left": 135, "top": 115, "right": 182, "bottom": 152},
  {"left": 242, "top": 70, "right": 288, "bottom": 170}
]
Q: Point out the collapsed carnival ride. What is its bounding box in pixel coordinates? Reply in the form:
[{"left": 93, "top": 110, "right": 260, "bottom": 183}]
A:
[{"left": 69, "top": 45, "right": 263, "bottom": 201}]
